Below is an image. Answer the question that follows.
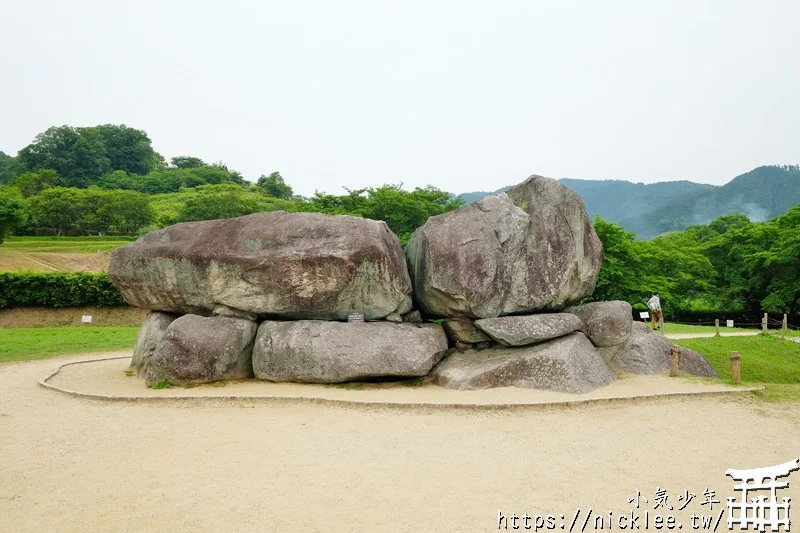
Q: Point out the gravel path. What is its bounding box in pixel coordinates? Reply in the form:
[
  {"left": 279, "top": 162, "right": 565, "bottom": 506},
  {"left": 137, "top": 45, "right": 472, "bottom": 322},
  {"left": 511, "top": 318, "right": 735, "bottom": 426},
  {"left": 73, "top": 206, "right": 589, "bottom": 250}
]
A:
[{"left": 1, "top": 354, "right": 798, "bottom": 532}]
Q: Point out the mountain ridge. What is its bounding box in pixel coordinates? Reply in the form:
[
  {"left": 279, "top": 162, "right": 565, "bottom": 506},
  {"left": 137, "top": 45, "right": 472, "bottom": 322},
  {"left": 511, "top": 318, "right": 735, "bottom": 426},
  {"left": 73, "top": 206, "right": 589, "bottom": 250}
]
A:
[{"left": 455, "top": 165, "right": 800, "bottom": 239}]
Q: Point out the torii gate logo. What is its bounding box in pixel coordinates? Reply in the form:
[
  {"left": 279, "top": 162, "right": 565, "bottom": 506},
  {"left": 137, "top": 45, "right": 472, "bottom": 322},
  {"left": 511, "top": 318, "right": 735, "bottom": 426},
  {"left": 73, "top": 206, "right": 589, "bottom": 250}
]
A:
[{"left": 726, "top": 458, "right": 799, "bottom": 532}]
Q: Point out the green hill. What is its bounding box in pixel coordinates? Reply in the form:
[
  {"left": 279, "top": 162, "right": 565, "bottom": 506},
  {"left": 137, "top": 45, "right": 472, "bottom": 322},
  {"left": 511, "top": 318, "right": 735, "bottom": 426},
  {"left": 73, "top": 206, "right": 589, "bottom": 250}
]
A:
[{"left": 622, "top": 165, "right": 800, "bottom": 238}]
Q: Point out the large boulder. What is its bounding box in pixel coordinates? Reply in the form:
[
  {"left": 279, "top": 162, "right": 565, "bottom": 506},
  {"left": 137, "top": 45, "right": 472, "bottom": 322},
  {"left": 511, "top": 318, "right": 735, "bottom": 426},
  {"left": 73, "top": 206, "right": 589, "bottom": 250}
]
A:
[
  {"left": 474, "top": 313, "right": 583, "bottom": 346},
  {"left": 599, "top": 322, "right": 717, "bottom": 377},
  {"left": 565, "top": 301, "right": 633, "bottom": 347},
  {"left": 130, "top": 311, "right": 178, "bottom": 377},
  {"left": 252, "top": 321, "right": 448, "bottom": 383},
  {"left": 109, "top": 212, "right": 413, "bottom": 320},
  {"left": 145, "top": 315, "right": 257, "bottom": 387},
  {"left": 433, "top": 332, "right": 615, "bottom": 393},
  {"left": 405, "top": 176, "right": 602, "bottom": 318}
]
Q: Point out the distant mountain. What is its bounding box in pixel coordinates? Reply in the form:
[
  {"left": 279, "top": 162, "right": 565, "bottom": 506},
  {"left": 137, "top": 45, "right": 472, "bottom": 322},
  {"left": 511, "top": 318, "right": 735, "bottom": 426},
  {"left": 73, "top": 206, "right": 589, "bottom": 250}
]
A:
[
  {"left": 455, "top": 165, "right": 800, "bottom": 239},
  {"left": 455, "top": 187, "right": 511, "bottom": 205},
  {"left": 621, "top": 165, "right": 800, "bottom": 238}
]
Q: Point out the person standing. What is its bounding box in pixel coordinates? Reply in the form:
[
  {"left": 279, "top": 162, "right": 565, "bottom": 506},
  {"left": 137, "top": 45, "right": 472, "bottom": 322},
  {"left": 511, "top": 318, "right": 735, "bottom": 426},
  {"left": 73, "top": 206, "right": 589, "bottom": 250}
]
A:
[{"left": 647, "top": 292, "right": 663, "bottom": 330}]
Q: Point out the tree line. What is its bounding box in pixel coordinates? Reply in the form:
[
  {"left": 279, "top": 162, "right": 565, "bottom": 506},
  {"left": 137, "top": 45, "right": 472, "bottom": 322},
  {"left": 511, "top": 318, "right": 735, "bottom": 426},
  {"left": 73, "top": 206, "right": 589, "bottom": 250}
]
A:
[
  {"left": 0, "top": 124, "right": 462, "bottom": 243},
  {"left": 593, "top": 209, "right": 800, "bottom": 317},
  {"left": 1, "top": 123, "right": 797, "bottom": 316}
]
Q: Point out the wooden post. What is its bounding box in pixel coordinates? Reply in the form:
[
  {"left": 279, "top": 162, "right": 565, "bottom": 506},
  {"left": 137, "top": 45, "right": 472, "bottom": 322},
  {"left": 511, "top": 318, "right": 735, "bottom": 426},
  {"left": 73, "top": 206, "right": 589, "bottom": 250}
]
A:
[
  {"left": 730, "top": 351, "right": 741, "bottom": 384},
  {"left": 762, "top": 313, "right": 768, "bottom": 333},
  {"left": 670, "top": 345, "right": 681, "bottom": 377},
  {"left": 715, "top": 319, "right": 720, "bottom": 337},
  {"left": 660, "top": 314, "right": 665, "bottom": 336},
  {"left": 783, "top": 314, "right": 788, "bottom": 335}
]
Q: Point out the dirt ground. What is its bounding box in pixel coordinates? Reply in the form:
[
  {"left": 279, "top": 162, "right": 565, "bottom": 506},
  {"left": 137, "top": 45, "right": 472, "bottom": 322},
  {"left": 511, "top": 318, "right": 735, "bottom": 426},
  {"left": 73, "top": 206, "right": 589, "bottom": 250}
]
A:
[
  {"left": 0, "top": 306, "right": 147, "bottom": 328},
  {"left": 2, "top": 355, "right": 799, "bottom": 533},
  {"left": 0, "top": 251, "right": 110, "bottom": 272}
]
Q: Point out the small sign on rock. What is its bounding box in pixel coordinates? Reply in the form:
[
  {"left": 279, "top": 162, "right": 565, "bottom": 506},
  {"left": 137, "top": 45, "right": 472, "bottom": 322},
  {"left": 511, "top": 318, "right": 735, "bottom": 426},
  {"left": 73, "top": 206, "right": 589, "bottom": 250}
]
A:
[
  {"left": 81, "top": 315, "right": 93, "bottom": 323},
  {"left": 347, "top": 312, "right": 365, "bottom": 323}
]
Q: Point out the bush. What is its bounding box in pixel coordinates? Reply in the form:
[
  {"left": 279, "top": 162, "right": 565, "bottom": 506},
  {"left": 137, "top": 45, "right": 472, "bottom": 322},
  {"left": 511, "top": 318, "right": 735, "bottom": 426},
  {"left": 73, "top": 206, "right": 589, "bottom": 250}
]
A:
[{"left": 0, "top": 272, "right": 126, "bottom": 308}]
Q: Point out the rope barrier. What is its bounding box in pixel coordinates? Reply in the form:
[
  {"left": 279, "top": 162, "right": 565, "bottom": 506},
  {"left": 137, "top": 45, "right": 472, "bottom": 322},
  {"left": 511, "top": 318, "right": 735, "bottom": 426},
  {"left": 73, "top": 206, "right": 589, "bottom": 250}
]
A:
[{"left": 642, "top": 317, "right": 799, "bottom": 330}]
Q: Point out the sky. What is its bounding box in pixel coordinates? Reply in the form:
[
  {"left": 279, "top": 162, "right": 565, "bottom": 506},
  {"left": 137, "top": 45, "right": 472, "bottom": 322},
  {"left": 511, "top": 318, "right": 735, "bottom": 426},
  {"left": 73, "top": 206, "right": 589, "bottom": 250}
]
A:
[{"left": 1, "top": 1, "right": 799, "bottom": 197}]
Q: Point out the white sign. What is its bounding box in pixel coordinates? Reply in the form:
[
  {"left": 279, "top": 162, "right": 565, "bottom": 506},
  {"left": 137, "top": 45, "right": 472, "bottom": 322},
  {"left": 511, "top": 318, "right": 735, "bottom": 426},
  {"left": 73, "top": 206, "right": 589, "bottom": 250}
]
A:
[
  {"left": 639, "top": 311, "right": 650, "bottom": 319},
  {"left": 347, "top": 312, "right": 365, "bottom": 323},
  {"left": 726, "top": 320, "right": 734, "bottom": 328},
  {"left": 81, "top": 315, "right": 92, "bottom": 323}
]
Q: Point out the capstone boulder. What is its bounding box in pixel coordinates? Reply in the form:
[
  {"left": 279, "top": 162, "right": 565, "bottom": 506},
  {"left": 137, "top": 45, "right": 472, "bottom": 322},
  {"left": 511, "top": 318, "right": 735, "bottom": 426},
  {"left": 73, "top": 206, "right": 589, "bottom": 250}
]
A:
[
  {"left": 405, "top": 176, "right": 602, "bottom": 318},
  {"left": 109, "top": 212, "right": 413, "bottom": 320}
]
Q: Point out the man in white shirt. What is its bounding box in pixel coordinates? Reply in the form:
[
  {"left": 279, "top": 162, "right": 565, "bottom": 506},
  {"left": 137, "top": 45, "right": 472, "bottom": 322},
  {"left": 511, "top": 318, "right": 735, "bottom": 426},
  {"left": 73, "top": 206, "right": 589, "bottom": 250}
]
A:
[{"left": 647, "top": 292, "right": 662, "bottom": 330}]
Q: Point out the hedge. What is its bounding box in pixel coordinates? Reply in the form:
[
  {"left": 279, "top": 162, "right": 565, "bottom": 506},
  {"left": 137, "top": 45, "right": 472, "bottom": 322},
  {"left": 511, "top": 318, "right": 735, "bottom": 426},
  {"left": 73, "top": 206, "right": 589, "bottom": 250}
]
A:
[{"left": 0, "top": 272, "right": 126, "bottom": 308}]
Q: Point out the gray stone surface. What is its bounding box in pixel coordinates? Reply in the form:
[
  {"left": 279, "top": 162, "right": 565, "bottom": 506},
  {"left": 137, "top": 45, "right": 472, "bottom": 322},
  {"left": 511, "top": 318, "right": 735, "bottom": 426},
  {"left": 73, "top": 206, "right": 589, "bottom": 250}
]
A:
[
  {"left": 474, "top": 313, "right": 583, "bottom": 346},
  {"left": 599, "top": 322, "right": 717, "bottom": 377},
  {"left": 405, "top": 176, "right": 602, "bottom": 318},
  {"left": 145, "top": 315, "right": 257, "bottom": 387},
  {"left": 443, "top": 316, "right": 493, "bottom": 344},
  {"left": 402, "top": 310, "right": 422, "bottom": 323},
  {"left": 433, "top": 332, "right": 616, "bottom": 393},
  {"left": 212, "top": 304, "right": 258, "bottom": 321},
  {"left": 109, "top": 211, "right": 413, "bottom": 320},
  {"left": 252, "top": 321, "right": 448, "bottom": 383},
  {"left": 565, "top": 301, "right": 633, "bottom": 347},
  {"left": 130, "top": 311, "right": 178, "bottom": 377}
]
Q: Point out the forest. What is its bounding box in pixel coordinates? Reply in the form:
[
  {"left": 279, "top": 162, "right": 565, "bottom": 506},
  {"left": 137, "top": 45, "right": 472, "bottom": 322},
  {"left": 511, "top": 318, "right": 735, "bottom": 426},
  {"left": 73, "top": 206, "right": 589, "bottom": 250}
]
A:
[{"left": 0, "top": 124, "right": 798, "bottom": 317}]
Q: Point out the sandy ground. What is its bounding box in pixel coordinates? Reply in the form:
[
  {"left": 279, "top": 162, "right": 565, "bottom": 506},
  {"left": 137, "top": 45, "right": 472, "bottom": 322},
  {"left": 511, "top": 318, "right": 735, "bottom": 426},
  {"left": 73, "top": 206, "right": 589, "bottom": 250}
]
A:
[
  {"left": 0, "top": 251, "right": 109, "bottom": 273},
  {"left": 2, "top": 355, "right": 799, "bottom": 533},
  {"left": 45, "top": 355, "right": 756, "bottom": 406}
]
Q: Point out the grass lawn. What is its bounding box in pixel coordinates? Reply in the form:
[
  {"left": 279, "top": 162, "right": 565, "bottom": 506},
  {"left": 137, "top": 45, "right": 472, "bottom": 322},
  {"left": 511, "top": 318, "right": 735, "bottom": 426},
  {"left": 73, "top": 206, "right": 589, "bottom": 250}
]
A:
[
  {"left": 675, "top": 334, "right": 800, "bottom": 401},
  {"left": 1, "top": 236, "right": 135, "bottom": 254},
  {"left": 0, "top": 326, "right": 139, "bottom": 363},
  {"left": 661, "top": 322, "right": 755, "bottom": 335}
]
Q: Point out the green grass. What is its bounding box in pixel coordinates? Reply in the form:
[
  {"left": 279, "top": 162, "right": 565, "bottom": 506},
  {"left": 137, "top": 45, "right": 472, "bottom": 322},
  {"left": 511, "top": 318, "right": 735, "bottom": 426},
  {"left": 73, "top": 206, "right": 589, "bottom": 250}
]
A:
[
  {"left": 676, "top": 335, "right": 800, "bottom": 401},
  {"left": 661, "top": 322, "right": 755, "bottom": 335},
  {"left": 151, "top": 379, "right": 172, "bottom": 390},
  {"left": 0, "top": 326, "right": 139, "bottom": 363},
  {"left": 1, "top": 236, "right": 135, "bottom": 253}
]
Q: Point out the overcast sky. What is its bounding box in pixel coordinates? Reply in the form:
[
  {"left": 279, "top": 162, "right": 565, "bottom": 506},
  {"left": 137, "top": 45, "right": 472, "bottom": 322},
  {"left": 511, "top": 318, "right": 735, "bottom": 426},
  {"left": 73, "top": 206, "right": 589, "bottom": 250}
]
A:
[{"left": 1, "top": 1, "right": 799, "bottom": 196}]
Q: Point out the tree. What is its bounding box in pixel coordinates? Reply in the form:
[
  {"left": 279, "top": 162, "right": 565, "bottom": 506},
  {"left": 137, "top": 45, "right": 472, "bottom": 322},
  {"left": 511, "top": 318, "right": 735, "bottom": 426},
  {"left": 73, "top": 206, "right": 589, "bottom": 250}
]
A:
[
  {"left": 15, "top": 126, "right": 109, "bottom": 187},
  {"left": 170, "top": 156, "right": 206, "bottom": 169},
  {"left": 82, "top": 124, "right": 161, "bottom": 176},
  {"left": 0, "top": 151, "right": 11, "bottom": 184},
  {"left": 591, "top": 217, "right": 644, "bottom": 302},
  {"left": 26, "top": 187, "right": 91, "bottom": 236},
  {"left": 0, "top": 186, "right": 26, "bottom": 243},
  {"left": 257, "top": 172, "right": 293, "bottom": 199},
  {"left": 12, "top": 124, "right": 161, "bottom": 187},
  {"left": 358, "top": 185, "right": 463, "bottom": 243},
  {"left": 177, "top": 187, "right": 262, "bottom": 222},
  {"left": 11, "top": 169, "right": 58, "bottom": 197},
  {"left": 95, "top": 189, "right": 154, "bottom": 234},
  {"left": 709, "top": 213, "right": 751, "bottom": 235},
  {"left": 740, "top": 206, "right": 800, "bottom": 314}
]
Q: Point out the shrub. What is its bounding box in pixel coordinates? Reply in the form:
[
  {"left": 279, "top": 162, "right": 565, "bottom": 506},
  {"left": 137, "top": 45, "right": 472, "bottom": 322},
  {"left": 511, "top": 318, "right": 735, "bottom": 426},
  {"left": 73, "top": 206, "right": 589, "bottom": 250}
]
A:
[{"left": 0, "top": 272, "right": 126, "bottom": 308}]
